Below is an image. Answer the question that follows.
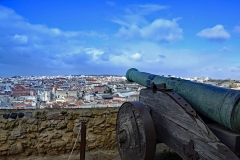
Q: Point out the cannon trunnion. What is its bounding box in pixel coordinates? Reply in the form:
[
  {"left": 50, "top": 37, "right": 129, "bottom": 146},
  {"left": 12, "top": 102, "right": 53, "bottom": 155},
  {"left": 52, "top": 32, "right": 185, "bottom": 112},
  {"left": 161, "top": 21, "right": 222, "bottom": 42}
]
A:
[{"left": 116, "top": 84, "right": 240, "bottom": 160}]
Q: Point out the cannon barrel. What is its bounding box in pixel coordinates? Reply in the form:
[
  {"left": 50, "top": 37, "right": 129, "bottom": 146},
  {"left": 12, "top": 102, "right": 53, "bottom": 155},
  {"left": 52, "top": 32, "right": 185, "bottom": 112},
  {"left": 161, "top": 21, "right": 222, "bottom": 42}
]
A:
[{"left": 126, "top": 68, "right": 240, "bottom": 133}]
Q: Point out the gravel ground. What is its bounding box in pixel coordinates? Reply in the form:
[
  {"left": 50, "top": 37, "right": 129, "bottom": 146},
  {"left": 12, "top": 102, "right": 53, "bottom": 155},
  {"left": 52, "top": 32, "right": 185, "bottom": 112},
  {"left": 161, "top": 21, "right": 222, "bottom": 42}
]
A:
[{"left": 2, "top": 144, "right": 172, "bottom": 160}]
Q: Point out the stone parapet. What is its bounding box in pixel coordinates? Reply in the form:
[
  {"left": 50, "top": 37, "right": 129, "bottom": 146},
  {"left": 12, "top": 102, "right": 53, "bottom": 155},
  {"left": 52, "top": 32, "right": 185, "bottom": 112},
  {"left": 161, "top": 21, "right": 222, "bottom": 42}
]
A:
[{"left": 0, "top": 108, "right": 119, "bottom": 156}]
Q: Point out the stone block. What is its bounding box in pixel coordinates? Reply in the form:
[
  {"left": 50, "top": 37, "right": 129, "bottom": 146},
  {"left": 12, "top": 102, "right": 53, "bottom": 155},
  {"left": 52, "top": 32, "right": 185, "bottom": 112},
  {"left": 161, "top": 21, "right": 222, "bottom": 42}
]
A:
[
  {"left": 0, "top": 134, "right": 7, "bottom": 142},
  {"left": 93, "top": 117, "right": 105, "bottom": 126},
  {"left": 47, "top": 113, "right": 64, "bottom": 120},
  {"left": 74, "top": 122, "right": 81, "bottom": 127},
  {"left": 5, "top": 121, "right": 17, "bottom": 130},
  {"left": 67, "top": 121, "right": 74, "bottom": 131},
  {"left": 51, "top": 140, "right": 65, "bottom": 148},
  {"left": 8, "top": 136, "right": 17, "bottom": 140},
  {"left": 0, "top": 144, "right": 10, "bottom": 151},
  {"left": 0, "top": 118, "right": 8, "bottom": 124},
  {"left": 82, "top": 110, "right": 93, "bottom": 117},
  {"left": 50, "top": 120, "right": 61, "bottom": 125},
  {"left": 92, "top": 110, "right": 103, "bottom": 116},
  {"left": 28, "top": 134, "right": 36, "bottom": 139},
  {"left": 67, "top": 113, "right": 79, "bottom": 120},
  {"left": 73, "top": 126, "right": 81, "bottom": 134},
  {"left": 11, "top": 129, "right": 21, "bottom": 137},
  {"left": 0, "top": 151, "right": 7, "bottom": 156},
  {"left": 34, "top": 111, "right": 47, "bottom": 119},
  {"left": 8, "top": 142, "right": 23, "bottom": 154},
  {"left": 64, "top": 116, "right": 68, "bottom": 123},
  {"left": 52, "top": 132, "right": 62, "bottom": 139},
  {"left": 110, "top": 108, "right": 119, "bottom": 113},
  {"left": 28, "top": 124, "right": 38, "bottom": 132},
  {"left": 62, "top": 132, "right": 72, "bottom": 143},
  {"left": 26, "top": 118, "right": 38, "bottom": 124},
  {"left": 0, "top": 123, "right": 6, "bottom": 129},
  {"left": 74, "top": 119, "right": 80, "bottom": 123},
  {"left": 39, "top": 121, "right": 51, "bottom": 131},
  {"left": 25, "top": 112, "right": 33, "bottom": 117},
  {"left": 56, "top": 120, "right": 67, "bottom": 130},
  {"left": 103, "top": 110, "right": 110, "bottom": 114}
]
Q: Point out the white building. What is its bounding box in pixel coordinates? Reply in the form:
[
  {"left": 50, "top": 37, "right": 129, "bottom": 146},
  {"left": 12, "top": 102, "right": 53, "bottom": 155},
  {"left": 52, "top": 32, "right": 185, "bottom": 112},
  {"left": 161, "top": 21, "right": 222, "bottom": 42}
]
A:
[{"left": 37, "top": 90, "right": 51, "bottom": 102}]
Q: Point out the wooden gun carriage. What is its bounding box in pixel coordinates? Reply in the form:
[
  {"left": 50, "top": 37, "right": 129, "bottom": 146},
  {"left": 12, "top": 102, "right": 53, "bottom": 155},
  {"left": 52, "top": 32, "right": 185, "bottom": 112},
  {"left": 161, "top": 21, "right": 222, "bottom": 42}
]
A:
[{"left": 116, "top": 68, "right": 240, "bottom": 160}]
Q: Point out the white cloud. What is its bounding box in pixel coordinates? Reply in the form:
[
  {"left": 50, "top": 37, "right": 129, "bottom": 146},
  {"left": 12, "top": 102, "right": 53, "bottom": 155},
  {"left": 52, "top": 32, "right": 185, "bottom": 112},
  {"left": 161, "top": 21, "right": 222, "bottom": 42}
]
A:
[
  {"left": 85, "top": 48, "right": 104, "bottom": 61},
  {"left": 197, "top": 25, "right": 230, "bottom": 42},
  {"left": 115, "top": 18, "right": 183, "bottom": 42},
  {"left": 141, "top": 18, "right": 183, "bottom": 42},
  {"left": 0, "top": 5, "right": 110, "bottom": 75},
  {"left": 13, "top": 34, "right": 28, "bottom": 44},
  {"left": 112, "top": 4, "right": 182, "bottom": 43},
  {"left": 131, "top": 53, "right": 142, "bottom": 60},
  {"left": 229, "top": 66, "right": 240, "bottom": 72},
  {"left": 1, "top": 5, "right": 239, "bottom": 79}
]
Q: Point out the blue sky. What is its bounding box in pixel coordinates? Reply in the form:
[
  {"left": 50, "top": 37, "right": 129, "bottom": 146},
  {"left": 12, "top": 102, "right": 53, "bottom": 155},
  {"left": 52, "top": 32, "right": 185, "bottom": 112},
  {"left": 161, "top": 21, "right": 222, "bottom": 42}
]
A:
[{"left": 0, "top": 0, "right": 240, "bottom": 79}]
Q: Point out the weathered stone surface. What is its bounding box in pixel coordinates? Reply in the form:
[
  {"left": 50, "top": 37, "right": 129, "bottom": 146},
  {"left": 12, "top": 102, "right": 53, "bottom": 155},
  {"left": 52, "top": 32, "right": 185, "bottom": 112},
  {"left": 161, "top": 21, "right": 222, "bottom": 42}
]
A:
[
  {"left": 56, "top": 120, "right": 67, "bottom": 130},
  {"left": 25, "top": 112, "right": 33, "bottom": 117},
  {"left": 0, "top": 133, "right": 8, "bottom": 142},
  {"left": 0, "top": 108, "right": 118, "bottom": 156},
  {"left": 74, "top": 122, "right": 81, "bottom": 127},
  {"left": 105, "top": 126, "right": 115, "bottom": 132},
  {"left": 0, "top": 144, "right": 10, "bottom": 151},
  {"left": 26, "top": 118, "right": 38, "bottom": 124},
  {"left": 93, "top": 117, "right": 105, "bottom": 126},
  {"left": 64, "top": 116, "right": 68, "bottom": 123},
  {"left": 19, "top": 123, "right": 28, "bottom": 134},
  {"left": 0, "top": 118, "right": 8, "bottom": 124},
  {"left": 0, "top": 123, "right": 6, "bottom": 129},
  {"left": 74, "top": 119, "right": 80, "bottom": 123},
  {"left": 83, "top": 110, "right": 93, "bottom": 117},
  {"left": 11, "top": 129, "right": 21, "bottom": 137},
  {"left": 107, "top": 117, "right": 117, "bottom": 125},
  {"left": 34, "top": 111, "right": 47, "bottom": 119},
  {"left": 28, "top": 124, "right": 38, "bottom": 132},
  {"left": 50, "top": 120, "right": 61, "bottom": 125},
  {"left": 73, "top": 126, "right": 81, "bottom": 134},
  {"left": 67, "top": 113, "right": 79, "bottom": 120},
  {"left": 5, "top": 121, "right": 18, "bottom": 130},
  {"left": 8, "top": 142, "right": 23, "bottom": 155},
  {"left": 52, "top": 132, "right": 62, "bottom": 139},
  {"left": 47, "top": 113, "right": 64, "bottom": 120},
  {"left": 103, "top": 110, "right": 110, "bottom": 114},
  {"left": 28, "top": 134, "right": 36, "bottom": 139},
  {"left": 51, "top": 140, "right": 65, "bottom": 148},
  {"left": 39, "top": 121, "right": 51, "bottom": 131},
  {"left": 62, "top": 132, "right": 72, "bottom": 143},
  {"left": 110, "top": 108, "right": 119, "bottom": 113},
  {"left": 67, "top": 121, "right": 74, "bottom": 131},
  {"left": 20, "top": 117, "right": 29, "bottom": 124},
  {"left": 60, "top": 111, "right": 67, "bottom": 115},
  {"left": 92, "top": 110, "right": 103, "bottom": 116}
]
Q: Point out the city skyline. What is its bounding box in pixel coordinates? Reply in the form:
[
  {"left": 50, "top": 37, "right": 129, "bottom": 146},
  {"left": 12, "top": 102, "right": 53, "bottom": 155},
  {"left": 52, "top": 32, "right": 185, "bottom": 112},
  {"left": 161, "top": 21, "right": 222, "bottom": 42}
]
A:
[{"left": 0, "top": 1, "right": 240, "bottom": 79}]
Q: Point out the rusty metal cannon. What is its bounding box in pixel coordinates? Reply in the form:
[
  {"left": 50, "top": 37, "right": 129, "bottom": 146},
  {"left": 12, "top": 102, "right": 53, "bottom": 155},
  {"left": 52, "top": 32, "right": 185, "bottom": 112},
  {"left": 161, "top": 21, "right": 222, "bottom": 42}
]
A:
[{"left": 116, "top": 68, "right": 240, "bottom": 160}]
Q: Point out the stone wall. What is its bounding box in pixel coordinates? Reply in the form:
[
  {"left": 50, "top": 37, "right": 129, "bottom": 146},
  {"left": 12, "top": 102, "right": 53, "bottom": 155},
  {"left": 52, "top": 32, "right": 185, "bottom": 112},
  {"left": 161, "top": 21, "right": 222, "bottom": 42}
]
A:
[{"left": 0, "top": 107, "right": 119, "bottom": 156}]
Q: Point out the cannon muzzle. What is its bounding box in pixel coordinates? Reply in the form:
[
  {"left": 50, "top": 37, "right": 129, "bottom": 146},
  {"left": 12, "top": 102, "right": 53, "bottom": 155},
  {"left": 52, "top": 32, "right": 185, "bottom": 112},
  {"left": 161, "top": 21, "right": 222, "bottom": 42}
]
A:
[{"left": 126, "top": 68, "right": 240, "bottom": 133}]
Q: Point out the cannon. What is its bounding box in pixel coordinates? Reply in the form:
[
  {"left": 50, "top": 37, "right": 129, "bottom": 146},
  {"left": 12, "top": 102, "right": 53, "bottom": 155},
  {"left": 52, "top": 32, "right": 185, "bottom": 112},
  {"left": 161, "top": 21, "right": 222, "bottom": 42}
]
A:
[{"left": 116, "top": 68, "right": 240, "bottom": 160}]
